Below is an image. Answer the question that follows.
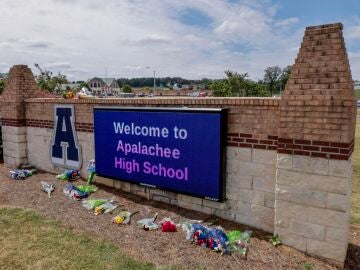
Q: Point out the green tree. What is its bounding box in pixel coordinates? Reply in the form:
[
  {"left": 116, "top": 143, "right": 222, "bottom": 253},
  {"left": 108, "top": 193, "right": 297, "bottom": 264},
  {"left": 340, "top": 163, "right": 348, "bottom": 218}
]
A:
[
  {"left": 0, "top": 80, "right": 5, "bottom": 95},
  {"left": 121, "top": 84, "right": 132, "bottom": 93},
  {"left": 34, "top": 64, "right": 68, "bottom": 94},
  {"left": 263, "top": 66, "right": 282, "bottom": 96},
  {"left": 210, "top": 80, "right": 232, "bottom": 97},
  {"left": 278, "top": 65, "right": 292, "bottom": 93},
  {"left": 210, "top": 70, "right": 270, "bottom": 97},
  {"left": 224, "top": 71, "right": 252, "bottom": 96}
]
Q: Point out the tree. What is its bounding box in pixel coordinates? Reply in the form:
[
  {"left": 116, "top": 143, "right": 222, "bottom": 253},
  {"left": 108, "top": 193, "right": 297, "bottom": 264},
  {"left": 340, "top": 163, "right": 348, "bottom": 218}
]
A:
[
  {"left": 0, "top": 80, "right": 5, "bottom": 95},
  {"left": 34, "top": 64, "right": 68, "bottom": 94},
  {"left": 210, "top": 80, "right": 232, "bottom": 97},
  {"left": 224, "top": 70, "right": 251, "bottom": 96},
  {"left": 210, "top": 70, "right": 271, "bottom": 97},
  {"left": 278, "top": 65, "right": 292, "bottom": 93},
  {"left": 121, "top": 84, "right": 132, "bottom": 93},
  {"left": 263, "top": 66, "right": 282, "bottom": 96}
]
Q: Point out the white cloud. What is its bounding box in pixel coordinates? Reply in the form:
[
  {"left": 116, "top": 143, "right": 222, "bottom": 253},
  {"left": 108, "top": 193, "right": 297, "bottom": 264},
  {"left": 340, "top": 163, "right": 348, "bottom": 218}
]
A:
[
  {"left": 0, "top": 0, "right": 357, "bottom": 80},
  {"left": 346, "top": 24, "right": 360, "bottom": 40},
  {"left": 44, "top": 62, "right": 72, "bottom": 70},
  {"left": 274, "top": 17, "right": 299, "bottom": 27}
]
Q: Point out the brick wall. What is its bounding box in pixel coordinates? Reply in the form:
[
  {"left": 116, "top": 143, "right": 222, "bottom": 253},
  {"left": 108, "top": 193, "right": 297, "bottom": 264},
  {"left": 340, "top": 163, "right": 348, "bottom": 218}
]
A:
[
  {"left": 24, "top": 97, "right": 279, "bottom": 137},
  {"left": 274, "top": 22, "right": 355, "bottom": 267},
  {"left": 23, "top": 97, "right": 280, "bottom": 232}
]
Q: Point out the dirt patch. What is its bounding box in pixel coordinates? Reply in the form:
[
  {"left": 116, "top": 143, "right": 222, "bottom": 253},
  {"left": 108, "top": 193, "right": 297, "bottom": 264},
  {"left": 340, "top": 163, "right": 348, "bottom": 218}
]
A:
[{"left": 0, "top": 165, "right": 355, "bottom": 270}]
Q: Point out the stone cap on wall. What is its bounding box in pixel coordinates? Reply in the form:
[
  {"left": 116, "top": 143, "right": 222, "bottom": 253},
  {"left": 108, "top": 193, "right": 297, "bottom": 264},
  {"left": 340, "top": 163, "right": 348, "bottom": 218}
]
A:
[{"left": 24, "top": 97, "right": 281, "bottom": 106}]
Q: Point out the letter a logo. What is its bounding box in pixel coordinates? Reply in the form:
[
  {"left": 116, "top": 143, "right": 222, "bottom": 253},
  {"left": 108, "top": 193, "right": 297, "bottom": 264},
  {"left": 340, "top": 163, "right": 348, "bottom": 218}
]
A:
[{"left": 51, "top": 105, "right": 82, "bottom": 169}]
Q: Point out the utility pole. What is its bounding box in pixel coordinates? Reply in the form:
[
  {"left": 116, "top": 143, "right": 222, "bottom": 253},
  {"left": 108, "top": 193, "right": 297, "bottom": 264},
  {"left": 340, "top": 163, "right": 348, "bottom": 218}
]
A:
[
  {"left": 105, "top": 67, "right": 108, "bottom": 97},
  {"left": 153, "top": 70, "right": 156, "bottom": 96}
]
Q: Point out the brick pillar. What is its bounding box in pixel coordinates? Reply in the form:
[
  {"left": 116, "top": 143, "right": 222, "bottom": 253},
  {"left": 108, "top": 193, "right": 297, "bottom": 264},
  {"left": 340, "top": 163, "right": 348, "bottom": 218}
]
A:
[
  {"left": 0, "top": 65, "right": 40, "bottom": 167},
  {"left": 275, "top": 23, "right": 356, "bottom": 267}
]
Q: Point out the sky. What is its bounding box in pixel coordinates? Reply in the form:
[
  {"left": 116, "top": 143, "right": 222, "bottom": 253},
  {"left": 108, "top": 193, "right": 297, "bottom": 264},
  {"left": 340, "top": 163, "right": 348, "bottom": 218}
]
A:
[{"left": 0, "top": 0, "right": 359, "bottom": 81}]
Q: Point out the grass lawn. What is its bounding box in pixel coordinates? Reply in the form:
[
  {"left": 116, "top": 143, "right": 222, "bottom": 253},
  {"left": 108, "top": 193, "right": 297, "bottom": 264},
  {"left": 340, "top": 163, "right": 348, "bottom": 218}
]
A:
[
  {"left": 0, "top": 208, "right": 156, "bottom": 270},
  {"left": 351, "top": 109, "right": 360, "bottom": 225}
]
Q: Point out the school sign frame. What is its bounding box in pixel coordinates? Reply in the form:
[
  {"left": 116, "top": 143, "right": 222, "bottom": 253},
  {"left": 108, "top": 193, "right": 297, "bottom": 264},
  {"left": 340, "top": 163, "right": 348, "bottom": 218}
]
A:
[{"left": 93, "top": 107, "right": 227, "bottom": 202}]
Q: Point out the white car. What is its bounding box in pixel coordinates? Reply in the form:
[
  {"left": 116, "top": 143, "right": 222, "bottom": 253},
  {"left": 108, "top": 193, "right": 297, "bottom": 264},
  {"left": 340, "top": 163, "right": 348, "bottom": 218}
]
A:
[{"left": 357, "top": 100, "right": 360, "bottom": 107}]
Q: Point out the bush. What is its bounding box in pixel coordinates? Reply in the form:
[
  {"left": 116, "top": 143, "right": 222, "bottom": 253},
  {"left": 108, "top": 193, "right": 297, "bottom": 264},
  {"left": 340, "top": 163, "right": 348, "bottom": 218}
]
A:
[{"left": 121, "top": 84, "right": 132, "bottom": 93}]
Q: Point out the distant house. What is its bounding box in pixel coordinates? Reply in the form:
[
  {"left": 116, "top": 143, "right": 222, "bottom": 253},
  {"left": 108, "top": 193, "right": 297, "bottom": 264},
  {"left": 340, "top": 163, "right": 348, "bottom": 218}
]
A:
[{"left": 87, "top": 78, "right": 120, "bottom": 96}]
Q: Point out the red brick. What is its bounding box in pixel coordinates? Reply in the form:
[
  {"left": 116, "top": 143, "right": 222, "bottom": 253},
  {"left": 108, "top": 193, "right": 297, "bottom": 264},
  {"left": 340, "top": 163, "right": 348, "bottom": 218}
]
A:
[
  {"left": 312, "top": 141, "right": 330, "bottom": 146},
  {"left": 279, "top": 138, "right": 294, "bottom": 143},
  {"left": 294, "top": 150, "right": 310, "bottom": 156},
  {"left": 302, "top": 145, "right": 320, "bottom": 151},
  {"left": 253, "top": 144, "right": 267, "bottom": 149},
  {"left": 227, "top": 142, "right": 238, "bottom": 147},
  {"left": 286, "top": 144, "right": 302, "bottom": 150},
  {"left": 240, "top": 133, "right": 253, "bottom": 138},
  {"left": 321, "top": 147, "right": 339, "bottom": 153},
  {"left": 295, "top": 139, "right": 312, "bottom": 145},
  {"left": 239, "top": 143, "right": 252, "bottom": 148},
  {"left": 330, "top": 142, "right": 350, "bottom": 148},
  {"left": 311, "top": 152, "right": 328, "bottom": 158},
  {"left": 278, "top": 149, "right": 293, "bottom": 154},
  {"left": 329, "top": 154, "right": 349, "bottom": 160},
  {"left": 260, "top": 140, "right": 274, "bottom": 145}
]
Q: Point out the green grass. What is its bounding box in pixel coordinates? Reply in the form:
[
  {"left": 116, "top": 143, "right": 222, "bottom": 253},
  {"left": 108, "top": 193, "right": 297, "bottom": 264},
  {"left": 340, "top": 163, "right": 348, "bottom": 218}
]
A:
[
  {"left": 0, "top": 208, "right": 156, "bottom": 270},
  {"left": 351, "top": 109, "right": 360, "bottom": 225}
]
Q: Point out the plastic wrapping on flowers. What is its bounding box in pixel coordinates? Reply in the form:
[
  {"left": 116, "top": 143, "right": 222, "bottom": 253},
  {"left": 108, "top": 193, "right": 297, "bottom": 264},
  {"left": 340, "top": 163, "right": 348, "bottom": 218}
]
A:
[
  {"left": 94, "top": 202, "right": 118, "bottom": 215},
  {"left": 40, "top": 181, "right": 55, "bottom": 198},
  {"left": 10, "top": 169, "right": 37, "bottom": 180},
  {"left": 77, "top": 184, "right": 97, "bottom": 194},
  {"left": 56, "top": 170, "right": 81, "bottom": 181},
  {"left": 227, "top": 230, "right": 252, "bottom": 257},
  {"left": 158, "top": 218, "right": 177, "bottom": 232},
  {"left": 82, "top": 199, "right": 108, "bottom": 210},
  {"left": 137, "top": 213, "right": 159, "bottom": 231},
  {"left": 63, "top": 183, "right": 88, "bottom": 200}
]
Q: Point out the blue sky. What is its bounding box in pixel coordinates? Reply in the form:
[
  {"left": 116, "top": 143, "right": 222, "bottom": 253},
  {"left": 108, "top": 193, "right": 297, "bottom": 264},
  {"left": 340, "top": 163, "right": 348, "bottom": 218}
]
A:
[{"left": 0, "top": 0, "right": 359, "bottom": 80}]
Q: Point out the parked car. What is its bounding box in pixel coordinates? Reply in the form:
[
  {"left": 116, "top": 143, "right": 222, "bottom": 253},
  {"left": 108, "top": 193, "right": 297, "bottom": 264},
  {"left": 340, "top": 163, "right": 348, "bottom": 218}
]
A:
[
  {"left": 199, "top": 91, "right": 207, "bottom": 97},
  {"left": 188, "top": 91, "right": 200, "bottom": 97},
  {"left": 357, "top": 100, "right": 360, "bottom": 107}
]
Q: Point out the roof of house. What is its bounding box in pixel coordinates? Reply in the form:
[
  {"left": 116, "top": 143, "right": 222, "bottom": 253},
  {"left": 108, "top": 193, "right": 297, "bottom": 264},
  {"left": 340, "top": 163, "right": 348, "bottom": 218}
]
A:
[
  {"left": 87, "top": 77, "right": 117, "bottom": 87},
  {"left": 59, "top": 83, "right": 81, "bottom": 91}
]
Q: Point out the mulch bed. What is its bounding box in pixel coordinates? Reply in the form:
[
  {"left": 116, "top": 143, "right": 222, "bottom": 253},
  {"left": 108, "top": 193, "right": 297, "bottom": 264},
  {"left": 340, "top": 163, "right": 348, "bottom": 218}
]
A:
[{"left": 0, "top": 164, "right": 358, "bottom": 270}]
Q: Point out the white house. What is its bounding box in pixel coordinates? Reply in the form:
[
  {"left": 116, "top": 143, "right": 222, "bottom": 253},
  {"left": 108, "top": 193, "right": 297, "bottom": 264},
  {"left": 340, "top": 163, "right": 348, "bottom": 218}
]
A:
[{"left": 87, "top": 78, "right": 120, "bottom": 96}]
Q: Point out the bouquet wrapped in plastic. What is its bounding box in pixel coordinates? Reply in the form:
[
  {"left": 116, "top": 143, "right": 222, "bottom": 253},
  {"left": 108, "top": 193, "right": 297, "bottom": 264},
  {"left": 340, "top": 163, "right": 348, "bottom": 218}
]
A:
[
  {"left": 63, "top": 183, "right": 88, "bottom": 200},
  {"left": 227, "top": 230, "right": 252, "bottom": 257},
  {"left": 41, "top": 181, "right": 55, "bottom": 198},
  {"left": 10, "top": 169, "right": 37, "bottom": 180},
  {"left": 112, "top": 211, "right": 139, "bottom": 225},
  {"left": 56, "top": 170, "right": 81, "bottom": 181},
  {"left": 137, "top": 213, "right": 159, "bottom": 231}
]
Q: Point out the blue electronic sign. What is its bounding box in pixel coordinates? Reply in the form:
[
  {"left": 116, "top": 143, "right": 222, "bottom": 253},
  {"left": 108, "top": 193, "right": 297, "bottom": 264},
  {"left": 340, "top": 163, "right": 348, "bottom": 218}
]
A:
[{"left": 94, "top": 107, "right": 226, "bottom": 201}]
